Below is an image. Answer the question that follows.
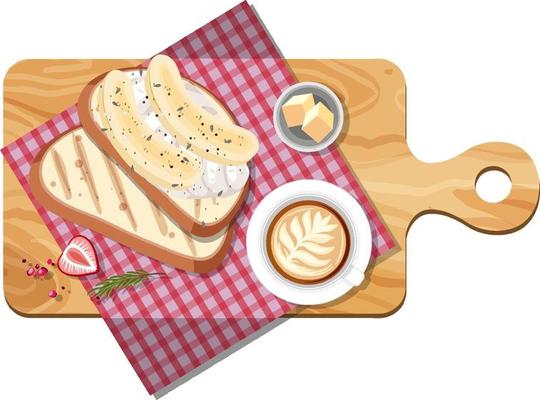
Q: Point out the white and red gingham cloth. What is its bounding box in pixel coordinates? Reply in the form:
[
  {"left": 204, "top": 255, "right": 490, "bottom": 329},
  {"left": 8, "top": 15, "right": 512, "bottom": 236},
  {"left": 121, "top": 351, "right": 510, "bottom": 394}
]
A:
[{"left": 2, "top": 1, "right": 396, "bottom": 394}]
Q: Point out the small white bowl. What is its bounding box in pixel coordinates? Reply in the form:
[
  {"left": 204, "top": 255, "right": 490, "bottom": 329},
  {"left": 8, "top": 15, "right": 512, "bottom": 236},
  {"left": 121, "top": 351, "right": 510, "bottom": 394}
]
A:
[
  {"left": 273, "top": 82, "right": 344, "bottom": 153},
  {"left": 247, "top": 180, "right": 372, "bottom": 305}
]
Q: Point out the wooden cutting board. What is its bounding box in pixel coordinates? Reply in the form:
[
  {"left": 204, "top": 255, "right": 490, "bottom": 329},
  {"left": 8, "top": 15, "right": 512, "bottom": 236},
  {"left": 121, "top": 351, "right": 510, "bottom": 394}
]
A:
[{"left": 3, "top": 59, "right": 539, "bottom": 317}]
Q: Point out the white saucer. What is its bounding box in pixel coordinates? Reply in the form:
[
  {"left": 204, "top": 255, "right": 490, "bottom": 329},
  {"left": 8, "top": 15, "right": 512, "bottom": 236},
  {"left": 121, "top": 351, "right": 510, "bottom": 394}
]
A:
[{"left": 247, "top": 180, "right": 372, "bottom": 305}]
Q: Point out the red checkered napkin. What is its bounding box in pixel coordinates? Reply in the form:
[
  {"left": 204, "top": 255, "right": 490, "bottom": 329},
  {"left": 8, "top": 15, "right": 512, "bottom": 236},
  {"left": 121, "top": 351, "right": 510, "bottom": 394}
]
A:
[{"left": 2, "top": 1, "right": 396, "bottom": 394}]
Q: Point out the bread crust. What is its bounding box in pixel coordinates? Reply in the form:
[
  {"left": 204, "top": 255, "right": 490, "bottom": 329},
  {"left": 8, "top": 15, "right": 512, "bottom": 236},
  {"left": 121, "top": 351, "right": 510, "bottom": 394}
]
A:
[
  {"left": 77, "top": 69, "right": 249, "bottom": 237},
  {"left": 29, "top": 130, "right": 233, "bottom": 274}
]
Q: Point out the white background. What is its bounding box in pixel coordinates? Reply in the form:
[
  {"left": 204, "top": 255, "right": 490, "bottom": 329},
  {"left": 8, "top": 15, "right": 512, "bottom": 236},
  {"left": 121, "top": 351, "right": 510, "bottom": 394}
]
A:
[{"left": 1, "top": 1, "right": 539, "bottom": 399}]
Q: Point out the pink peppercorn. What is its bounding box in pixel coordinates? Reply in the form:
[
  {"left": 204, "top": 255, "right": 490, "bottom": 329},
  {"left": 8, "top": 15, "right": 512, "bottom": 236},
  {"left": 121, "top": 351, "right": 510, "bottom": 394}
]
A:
[
  {"left": 47, "top": 258, "right": 53, "bottom": 265},
  {"left": 26, "top": 267, "right": 35, "bottom": 277},
  {"left": 48, "top": 290, "right": 58, "bottom": 298},
  {"left": 37, "top": 267, "right": 48, "bottom": 277}
]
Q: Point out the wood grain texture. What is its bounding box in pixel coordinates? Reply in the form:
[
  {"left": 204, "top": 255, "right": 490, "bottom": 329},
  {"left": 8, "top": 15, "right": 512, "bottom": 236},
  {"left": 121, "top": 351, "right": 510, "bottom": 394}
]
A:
[{"left": 3, "top": 59, "right": 539, "bottom": 317}]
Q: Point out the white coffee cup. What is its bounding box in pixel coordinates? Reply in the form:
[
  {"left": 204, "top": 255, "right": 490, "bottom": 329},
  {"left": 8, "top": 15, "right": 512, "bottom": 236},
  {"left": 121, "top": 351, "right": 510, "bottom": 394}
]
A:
[{"left": 247, "top": 180, "right": 373, "bottom": 305}]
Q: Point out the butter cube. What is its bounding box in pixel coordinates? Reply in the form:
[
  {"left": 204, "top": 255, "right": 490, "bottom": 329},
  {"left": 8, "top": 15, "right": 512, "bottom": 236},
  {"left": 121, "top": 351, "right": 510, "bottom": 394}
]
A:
[
  {"left": 301, "top": 102, "right": 334, "bottom": 143},
  {"left": 281, "top": 93, "right": 315, "bottom": 127}
]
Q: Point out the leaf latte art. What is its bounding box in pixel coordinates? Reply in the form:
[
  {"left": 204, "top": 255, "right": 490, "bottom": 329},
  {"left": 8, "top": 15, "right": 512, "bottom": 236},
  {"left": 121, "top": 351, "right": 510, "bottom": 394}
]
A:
[{"left": 268, "top": 202, "right": 349, "bottom": 283}]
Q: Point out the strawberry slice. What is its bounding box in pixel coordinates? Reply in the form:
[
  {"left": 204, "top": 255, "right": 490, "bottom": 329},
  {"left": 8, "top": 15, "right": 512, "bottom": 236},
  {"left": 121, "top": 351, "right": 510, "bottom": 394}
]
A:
[{"left": 57, "top": 235, "right": 99, "bottom": 276}]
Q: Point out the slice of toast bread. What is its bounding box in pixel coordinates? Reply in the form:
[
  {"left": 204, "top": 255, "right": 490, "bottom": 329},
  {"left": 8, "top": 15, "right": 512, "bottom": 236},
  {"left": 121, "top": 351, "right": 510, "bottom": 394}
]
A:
[
  {"left": 30, "top": 127, "right": 233, "bottom": 273},
  {"left": 78, "top": 67, "right": 249, "bottom": 237}
]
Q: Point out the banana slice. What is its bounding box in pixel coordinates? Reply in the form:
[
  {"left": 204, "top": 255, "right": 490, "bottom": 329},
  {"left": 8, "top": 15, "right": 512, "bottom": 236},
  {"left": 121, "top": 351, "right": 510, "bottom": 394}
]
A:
[
  {"left": 101, "top": 70, "right": 202, "bottom": 190},
  {"left": 145, "top": 55, "right": 259, "bottom": 165}
]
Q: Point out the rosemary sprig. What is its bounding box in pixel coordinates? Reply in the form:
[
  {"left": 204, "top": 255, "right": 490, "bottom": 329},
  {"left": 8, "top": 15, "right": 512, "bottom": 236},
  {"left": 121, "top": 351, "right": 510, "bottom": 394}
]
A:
[{"left": 87, "top": 270, "right": 165, "bottom": 299}]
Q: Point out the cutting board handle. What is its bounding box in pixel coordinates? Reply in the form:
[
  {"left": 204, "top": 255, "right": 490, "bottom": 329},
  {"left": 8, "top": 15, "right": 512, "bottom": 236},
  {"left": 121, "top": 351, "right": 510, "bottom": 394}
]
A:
[{"left": 415, "top": 142, "right": 539, "bottom": 234}]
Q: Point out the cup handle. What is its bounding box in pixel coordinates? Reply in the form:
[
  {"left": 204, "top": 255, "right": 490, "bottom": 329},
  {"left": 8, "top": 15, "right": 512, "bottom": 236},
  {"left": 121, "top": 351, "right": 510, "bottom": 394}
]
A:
[{"left": 343, "top": 266, "right": 365, "bottom": 287}]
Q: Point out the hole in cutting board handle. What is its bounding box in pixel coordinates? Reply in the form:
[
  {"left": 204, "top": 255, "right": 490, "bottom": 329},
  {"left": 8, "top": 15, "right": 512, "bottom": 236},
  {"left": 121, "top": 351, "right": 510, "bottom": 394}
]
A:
[{"left": 475, "top": 167, "right": 512, "bottom": 203}]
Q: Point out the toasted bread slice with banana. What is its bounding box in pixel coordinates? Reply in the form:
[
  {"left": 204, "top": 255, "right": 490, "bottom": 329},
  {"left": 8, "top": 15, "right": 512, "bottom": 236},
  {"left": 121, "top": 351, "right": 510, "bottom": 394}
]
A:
[
  {"left": 78, "top": 55, "right": 258, "bottom": 237},
  {"left": 30, "top": 127, "right": 232, "bottom": 273}
]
